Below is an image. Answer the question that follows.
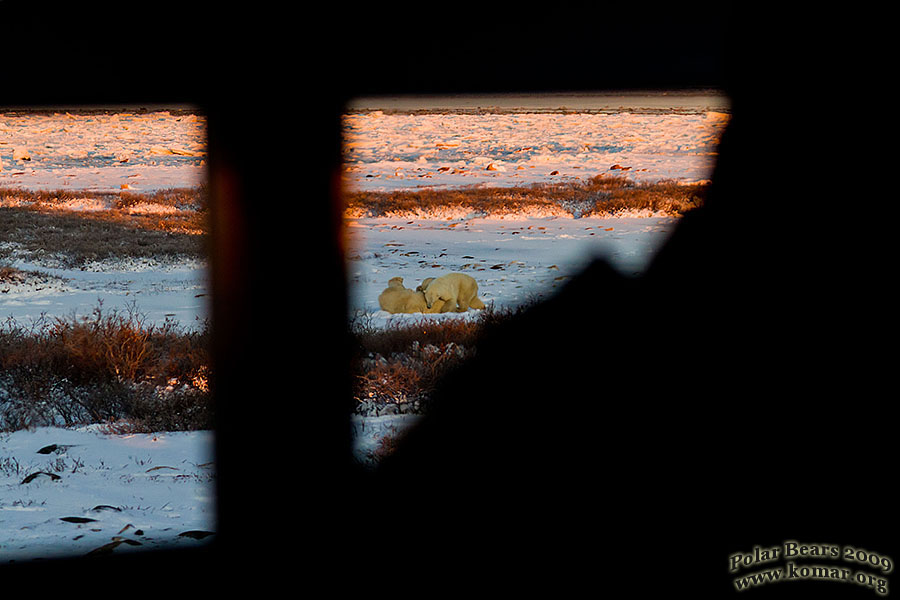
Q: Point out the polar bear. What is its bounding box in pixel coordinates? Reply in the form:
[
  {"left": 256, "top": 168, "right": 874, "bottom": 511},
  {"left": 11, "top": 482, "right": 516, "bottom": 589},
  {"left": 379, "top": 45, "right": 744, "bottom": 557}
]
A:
[
  {"left": 421, "top": 272, "right": 486, "bottom": 313},
  {"left": 415, "top": 278, "right": 435, "bottom": 293},
  {"left": 378, "top": 277, "right": 445, "bottom": 314}
]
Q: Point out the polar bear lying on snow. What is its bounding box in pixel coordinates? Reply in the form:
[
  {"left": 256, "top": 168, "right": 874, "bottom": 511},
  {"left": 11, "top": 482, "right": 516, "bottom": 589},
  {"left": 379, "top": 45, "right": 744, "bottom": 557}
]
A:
[
  {"left": 378, "top": 277, "right": 445, "bottom": 314},
  {"left": 417, "top": 272, "right": 486, "bottom": 313}
]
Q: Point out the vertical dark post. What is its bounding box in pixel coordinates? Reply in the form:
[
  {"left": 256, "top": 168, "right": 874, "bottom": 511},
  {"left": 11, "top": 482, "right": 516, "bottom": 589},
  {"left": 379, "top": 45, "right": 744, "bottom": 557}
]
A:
[{"left": 206, "top": 88, "right": 357, "bottom": 565}]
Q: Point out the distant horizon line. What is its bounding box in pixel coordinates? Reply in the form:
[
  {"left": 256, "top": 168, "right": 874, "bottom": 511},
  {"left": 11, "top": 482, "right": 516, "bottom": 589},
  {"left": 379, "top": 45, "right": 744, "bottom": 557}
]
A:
[
  {"left": 0, "top": 104, "right": 202, "bottom": 115},
  {"left": 345, "top": 89, "right": 730, "bottom": 113}
]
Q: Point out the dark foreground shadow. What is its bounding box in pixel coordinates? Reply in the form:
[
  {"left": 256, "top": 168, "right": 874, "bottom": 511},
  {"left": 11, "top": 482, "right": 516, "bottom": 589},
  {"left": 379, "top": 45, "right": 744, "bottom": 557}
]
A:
[
  {"left": 368, "top": 104, "right": 897, "bottom": 594},
  {"left": 362, "top": 22, "right": 896, "bottom": 600}
]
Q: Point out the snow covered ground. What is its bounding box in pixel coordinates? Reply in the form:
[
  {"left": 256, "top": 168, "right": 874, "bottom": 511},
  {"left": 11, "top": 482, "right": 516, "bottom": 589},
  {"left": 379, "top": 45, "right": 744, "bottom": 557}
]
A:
[
  {"left": 343, "top": 92, "right": 728, "bottom": 326},
  {"left": 347, "top": 215, "right": 679, "bottom": 326},
  {"left": 0, "top": 256, "right": 209, "bottom": 330},
  {"left": 0, "top": 109, "right": 210, "bottom": 327},
  {"left": 0, "top": 108, "right": 206, "bottom": 193},
  {"left": 342, "top": 101, "right": 727, "bottom": 191},
  {"left": 1, "top": 426, "right": 216, "bottom": 562},
  {"left": 1, "top": 108, "right": 214, "bottom": 563},
  {"left": 1, "top": 94, "right": 728, "bottom": 561}
]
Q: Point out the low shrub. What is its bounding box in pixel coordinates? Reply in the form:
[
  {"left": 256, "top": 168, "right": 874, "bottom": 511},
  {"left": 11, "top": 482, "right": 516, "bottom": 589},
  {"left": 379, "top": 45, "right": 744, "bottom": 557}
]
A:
[
  {"left": 0, "top": 302, "right": 211, "bottom": 432},
  {"left": 350, "top": 305, "right": 523, "bottom": 412}
]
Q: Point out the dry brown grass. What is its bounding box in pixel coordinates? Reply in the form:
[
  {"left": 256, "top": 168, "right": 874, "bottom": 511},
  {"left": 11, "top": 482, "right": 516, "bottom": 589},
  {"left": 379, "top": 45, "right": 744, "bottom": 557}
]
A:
[
  {"left": 373, "top": 429, "right": 402, "bottom": 461},
  {"left": 343, "top": 175, "right": 707, "bottom": 218},
  {"left": 0, "top": 265, "right": 26, "bottom": 283},
  {"left": 0, "top": 186, "right": 208, "bottom": 267},
  {"left": 0, "top": 302, "right": 211, "bottom": 432},
  {"left": 351, "top": 310, "right": 502, "bottom": 357},
  {"left": 0, "top": 185, "right": 206, "bottom": 213},
  {"left": 350, "top": 306, "right": 524, "bottom": 410}
]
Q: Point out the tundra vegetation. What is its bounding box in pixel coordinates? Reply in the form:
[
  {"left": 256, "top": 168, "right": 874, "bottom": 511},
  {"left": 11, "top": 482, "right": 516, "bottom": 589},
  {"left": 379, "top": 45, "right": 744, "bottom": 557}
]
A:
[
  {"left": 0, "top": 186, "right": 210, "bottom": 433},
  {"left": 350, "top": 305, "right": 526, "bottom": 417},
  {"left": 344, "top": 175, "right": 708, "bottom": 218},
  {"left": 1, "top": 177, "right": 704, "bottom": 432}
]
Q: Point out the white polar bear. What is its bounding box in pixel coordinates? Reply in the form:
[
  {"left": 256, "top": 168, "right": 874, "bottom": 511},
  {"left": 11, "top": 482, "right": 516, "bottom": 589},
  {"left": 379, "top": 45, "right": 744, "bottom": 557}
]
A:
[
  {"left": 420, "top": 273, "right": 486, "bottom": 313},
  {"left": 378, "top": 277, "right": 445, "bottom": 314}
]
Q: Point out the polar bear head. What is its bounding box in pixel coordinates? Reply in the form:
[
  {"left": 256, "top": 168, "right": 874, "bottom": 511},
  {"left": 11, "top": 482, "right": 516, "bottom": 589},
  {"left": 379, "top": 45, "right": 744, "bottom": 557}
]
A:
[{"left": 424, "top": 284, "right": 448, "bottom": 309}]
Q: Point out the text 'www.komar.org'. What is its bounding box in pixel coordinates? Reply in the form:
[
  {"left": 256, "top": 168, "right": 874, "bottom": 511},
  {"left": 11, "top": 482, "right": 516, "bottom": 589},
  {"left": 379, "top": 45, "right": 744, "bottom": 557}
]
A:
[{"left": 730, "top": 541, "right": 892, "bottom": 595}]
